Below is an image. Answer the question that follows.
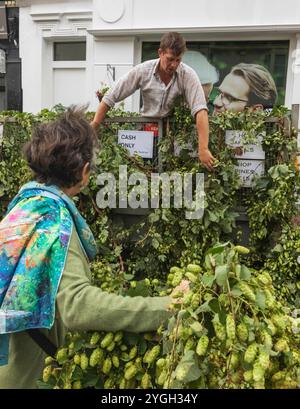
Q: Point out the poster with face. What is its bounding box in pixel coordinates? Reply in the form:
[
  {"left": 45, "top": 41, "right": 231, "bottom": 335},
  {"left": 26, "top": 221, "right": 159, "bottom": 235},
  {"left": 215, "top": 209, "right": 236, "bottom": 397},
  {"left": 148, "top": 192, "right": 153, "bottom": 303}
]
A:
[
  {"left": 184, "top": 41, "right": 288, "bottom": 115},
  {"left": 211, "top": 63, "right": 278, "bottom": 114},
  {"left": 142, "top": 40, "right": 289, "bottom": 115}
]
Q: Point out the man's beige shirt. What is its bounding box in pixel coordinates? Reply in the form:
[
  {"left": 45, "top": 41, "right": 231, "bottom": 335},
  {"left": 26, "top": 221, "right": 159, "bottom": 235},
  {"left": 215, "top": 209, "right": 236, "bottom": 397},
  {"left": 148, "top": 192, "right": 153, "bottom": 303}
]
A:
[{"left": 103, "top": 58, "right": 207, "bottom": 118}]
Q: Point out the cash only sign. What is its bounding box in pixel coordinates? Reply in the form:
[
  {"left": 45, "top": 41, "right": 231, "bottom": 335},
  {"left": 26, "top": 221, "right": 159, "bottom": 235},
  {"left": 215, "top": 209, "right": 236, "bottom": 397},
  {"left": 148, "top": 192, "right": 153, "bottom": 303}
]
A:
[
  {"left": 225, "top": 130, "right": 265, "bottom": 187},
  {"left": 118, "top": 130, "right": 154, "bottom": 159}
]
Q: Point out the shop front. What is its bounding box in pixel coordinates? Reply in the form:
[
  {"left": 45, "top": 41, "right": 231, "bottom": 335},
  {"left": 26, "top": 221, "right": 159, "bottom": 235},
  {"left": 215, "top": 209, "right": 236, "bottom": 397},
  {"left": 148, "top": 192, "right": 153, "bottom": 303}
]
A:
[{"left": 17, "top": 0, "right": 300, "bottom": 126}]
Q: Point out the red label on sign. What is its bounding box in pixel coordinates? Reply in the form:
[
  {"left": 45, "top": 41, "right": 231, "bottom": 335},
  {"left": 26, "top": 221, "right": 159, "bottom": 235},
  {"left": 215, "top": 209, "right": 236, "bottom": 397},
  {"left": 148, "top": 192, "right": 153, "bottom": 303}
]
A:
[{"left": 143, "top": 123, "right": 159, "bottom": 137}]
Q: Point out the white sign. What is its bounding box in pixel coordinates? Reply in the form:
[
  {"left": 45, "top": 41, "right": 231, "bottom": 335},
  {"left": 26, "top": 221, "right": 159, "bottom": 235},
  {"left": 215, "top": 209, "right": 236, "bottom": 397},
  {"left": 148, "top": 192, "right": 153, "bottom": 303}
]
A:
[
  {"left": 225, "top": 130, "right": 265, "bottom": 160},
  {"left": 0, "top": 124, "right": 3, "bottom": 145},
  {"left": 118, "top": 130, "right": 154, "bottom": 159},
  {"left": 297, "top": 132, "right": 300, "bottom": 149},
  {"left": 0, "top": 49, "right": 5, "bottom": 74},
  {"left": 236, "top": 159, "right": 265, "bottom": 187}
]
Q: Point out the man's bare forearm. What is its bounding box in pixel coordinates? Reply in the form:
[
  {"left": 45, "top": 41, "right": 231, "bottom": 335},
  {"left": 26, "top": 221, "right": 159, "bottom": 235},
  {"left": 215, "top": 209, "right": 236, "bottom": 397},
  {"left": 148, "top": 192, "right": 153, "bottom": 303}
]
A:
[
  {"left": 91, "top": 101, "right": 110, "bottom": 129},
  {"left": 196, "top": 109, "right": 209, "bottom": 152},
  {"left": 196, "top": 110, "right": 215, "bottom": 171}
]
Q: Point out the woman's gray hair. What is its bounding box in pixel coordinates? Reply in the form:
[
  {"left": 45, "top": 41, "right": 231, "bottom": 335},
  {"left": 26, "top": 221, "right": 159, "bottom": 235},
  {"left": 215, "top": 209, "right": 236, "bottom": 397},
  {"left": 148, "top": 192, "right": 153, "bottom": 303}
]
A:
[{"left": 23, "top": 105, "right": 98, "bottom": 188}]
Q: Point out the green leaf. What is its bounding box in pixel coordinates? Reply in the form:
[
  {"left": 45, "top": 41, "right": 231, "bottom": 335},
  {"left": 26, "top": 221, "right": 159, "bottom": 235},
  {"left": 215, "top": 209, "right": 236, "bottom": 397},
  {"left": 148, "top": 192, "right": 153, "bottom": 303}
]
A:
[
  {"left": 272, "top": 244, "right": 283, "bottom": 253},
  {"left": 167, "top": 316, "right": 177, "bottom": 333},
  {"left": 126, "top": 281, "right": 151, "bottom": 297},
  {"left": 178, "top": 309, "right": 189, "bottom": 320},
  {"left": 74, "top": 338, "right": 84, "bottom": 352},
  {"left": 81, "top": 370, "right": 100, "bottom": 388},
  {"left": 207, "top": 210, "right": 218, "bottom": 222},
  {"left": 36, "top": 380, "right": 54, "bottom": 389},
  {"left": 70, "top": 366, "right": 83, "bottom": 381},
  {"left": 206, "top": 242, "right": 230, "bottom": 255},
  {"left": 215, "top": 265, "right": 228, "bottom": 286},
  {"left": 201, "top": 273, "right": 215, "bottom": 287},
  {"left": 148, "top": 211, "right": 160, "bottom": 223},
  {"left": 162, "top": 339, "right": 173, "bottom": 355},
  {"left": 196, "top": 300, "right": 211, "bottom": 313},
  {"left": 256, "top": 289, "right": 266, "bottom": 309},
  {"left": 138, "top": 338, "right": 148, "bottom": 355},
  {"left": 268, "top": 164, "right": 289, "bottom": 179},
  {"left": 240, "top": 265, "right": 251, "bottom": 281},
  {"left": 231, "top": 284, "right": 242, "bottom": 297},
  {"left": 175, "top": 351, "right": 201, "bottom": 383},
  {"left": 205, "top": 254, "right": 216, "bottom": 271},
  {"left": 208, "top": 298, "right": 222, "bottom": 314},
  {"left": 152, "top": 238, "right": 160, "bottom": 249},
  {"left": 169, "top": 379, "right": 184, "bottom": 389},
  {"left": 214, "top": 252, "right": 225, "bottom": 266},
  {"left": 124, "top": 273, "right": 134, "bottom": 280}
]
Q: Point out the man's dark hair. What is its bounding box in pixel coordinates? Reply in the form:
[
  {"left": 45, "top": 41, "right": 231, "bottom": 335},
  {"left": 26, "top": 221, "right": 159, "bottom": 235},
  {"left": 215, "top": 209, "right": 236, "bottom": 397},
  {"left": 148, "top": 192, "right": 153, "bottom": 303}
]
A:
[
  {"left": 23, "top": 106, "right": 98, "bottom": 188},
  {"left": 159, "top": 32, "right": 187, "bottom": 56}
]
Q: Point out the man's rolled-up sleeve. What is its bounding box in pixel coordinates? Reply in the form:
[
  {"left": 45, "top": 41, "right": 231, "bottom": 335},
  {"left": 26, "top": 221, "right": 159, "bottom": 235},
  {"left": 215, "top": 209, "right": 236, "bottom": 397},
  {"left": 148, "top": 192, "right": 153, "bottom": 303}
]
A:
[
  {"left": 183, "top": 69, "right": 208, "bottom": 117},
  {"left": 102, "top": 65, "right": 142, "bottom": 109}
]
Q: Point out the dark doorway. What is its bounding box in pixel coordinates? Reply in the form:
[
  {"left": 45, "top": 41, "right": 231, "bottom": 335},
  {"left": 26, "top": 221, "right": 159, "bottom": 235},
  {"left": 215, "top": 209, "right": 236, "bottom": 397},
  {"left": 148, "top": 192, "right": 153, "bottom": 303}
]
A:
[{"left": 0, "top": 4, "right": 22, "bottom": 111}]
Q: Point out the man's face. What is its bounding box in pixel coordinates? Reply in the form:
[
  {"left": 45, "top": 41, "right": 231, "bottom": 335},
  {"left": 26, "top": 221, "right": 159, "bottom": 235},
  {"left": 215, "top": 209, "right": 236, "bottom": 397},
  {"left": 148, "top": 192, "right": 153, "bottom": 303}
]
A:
[
  {"left": 213, "top": 72, "right": 249, "bottom": 114},
  {"left": 158, "top": 48, "right": 182, "bottom": 76}
]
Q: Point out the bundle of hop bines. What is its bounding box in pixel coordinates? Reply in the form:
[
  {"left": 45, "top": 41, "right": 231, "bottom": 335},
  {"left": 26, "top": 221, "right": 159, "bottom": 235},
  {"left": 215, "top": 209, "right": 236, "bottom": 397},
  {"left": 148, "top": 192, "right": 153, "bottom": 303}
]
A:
[
  {"left": 39, "top": 243, "right": 300, "bottom": 389},
  {"left": 159, "top": 243, "right": 300, "bottom": 389}
]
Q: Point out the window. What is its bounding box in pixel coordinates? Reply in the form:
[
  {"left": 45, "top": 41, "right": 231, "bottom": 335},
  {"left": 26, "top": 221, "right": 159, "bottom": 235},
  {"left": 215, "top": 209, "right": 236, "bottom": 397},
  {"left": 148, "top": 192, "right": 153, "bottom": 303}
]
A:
[
  {"left": 142, "top": 40, "right": 289, "bottom": 107},
  {"left": 53, "top": 42, "right": 86, "bottom": 61}
]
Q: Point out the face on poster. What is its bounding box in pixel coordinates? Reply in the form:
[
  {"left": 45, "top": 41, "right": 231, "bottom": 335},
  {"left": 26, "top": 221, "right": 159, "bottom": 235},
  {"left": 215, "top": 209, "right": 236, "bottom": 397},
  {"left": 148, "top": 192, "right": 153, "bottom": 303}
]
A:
[{"left": 182, "top": 50, "right": 280, "bottom": 115}]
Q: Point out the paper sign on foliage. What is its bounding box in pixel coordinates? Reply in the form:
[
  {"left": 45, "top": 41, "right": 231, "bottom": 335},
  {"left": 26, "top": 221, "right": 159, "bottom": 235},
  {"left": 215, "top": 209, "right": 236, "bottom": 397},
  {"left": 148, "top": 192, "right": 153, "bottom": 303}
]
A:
[
  {"left": 118, "top": 130, "right": 154, "bottom": 159},
  {"left": 225, "top": 130, "right": 266, "bottom": 187},
  {"left": 225, "top": 130, "right": 265, "bottom": 160},
  {"left": 236, "top": 159, "right": 265, "bottom": 187}
]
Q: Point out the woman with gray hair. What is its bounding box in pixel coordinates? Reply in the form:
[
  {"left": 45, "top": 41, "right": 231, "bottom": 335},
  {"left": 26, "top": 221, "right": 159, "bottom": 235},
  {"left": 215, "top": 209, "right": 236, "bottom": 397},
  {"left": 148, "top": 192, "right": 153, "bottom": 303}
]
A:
[{"left": 0, "top": 106, "right": 187, "bottom": 388}]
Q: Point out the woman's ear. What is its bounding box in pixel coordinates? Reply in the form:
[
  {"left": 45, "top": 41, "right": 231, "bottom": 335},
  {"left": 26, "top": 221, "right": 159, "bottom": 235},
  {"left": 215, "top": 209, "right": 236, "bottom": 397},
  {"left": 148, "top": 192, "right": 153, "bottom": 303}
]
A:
[{"left": 81, "top": 162, "right": 91, "bottom": 188}]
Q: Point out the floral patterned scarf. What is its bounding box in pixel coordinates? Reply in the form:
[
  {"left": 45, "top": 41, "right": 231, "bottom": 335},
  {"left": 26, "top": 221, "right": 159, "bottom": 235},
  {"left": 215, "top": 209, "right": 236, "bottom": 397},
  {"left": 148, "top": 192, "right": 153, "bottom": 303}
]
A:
[{"left": 0, "top": 182, "right": 97, "bottom": 365}]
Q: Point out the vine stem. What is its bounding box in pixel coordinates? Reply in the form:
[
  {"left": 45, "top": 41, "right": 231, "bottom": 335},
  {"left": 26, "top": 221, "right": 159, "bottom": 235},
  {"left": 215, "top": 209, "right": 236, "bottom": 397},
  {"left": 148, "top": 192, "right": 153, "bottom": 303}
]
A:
[
  {"left": 119, "top": 254, "right": 125, "bottom": 272},
  {"left": 167, "top": 311, "right": 181, "bottom": 388},
  {"left": 135, "top": 224, "right": 153, "bottom": 246},
  {"left": 112, "top": 239, "right": 125, "bottom": 273},
  {"left": 226, "top": 278, "right": 236, "bottom": 322},
  {"left": 223, "top": 278, "right": 236, "bottom": 387},
  {"left": 90, "top": 194, "right": 103, "bottom": 216}
]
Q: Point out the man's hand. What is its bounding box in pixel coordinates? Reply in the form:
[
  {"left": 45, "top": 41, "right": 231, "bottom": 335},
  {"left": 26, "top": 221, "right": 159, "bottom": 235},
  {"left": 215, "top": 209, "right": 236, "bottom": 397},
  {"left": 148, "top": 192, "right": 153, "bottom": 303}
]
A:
[
  {"left": 199, "top": 147, "right": 215, "bottom": 171},
  {"left": 195, "top": 110, "right": 215, "bottom": 171}
]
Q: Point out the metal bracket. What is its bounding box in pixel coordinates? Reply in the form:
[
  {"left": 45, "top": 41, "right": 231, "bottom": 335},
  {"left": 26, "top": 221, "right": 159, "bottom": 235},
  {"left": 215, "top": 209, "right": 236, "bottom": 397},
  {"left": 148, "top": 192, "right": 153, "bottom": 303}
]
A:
[{"left": 106, "top": 64, "right": 115, "bottom": 81}]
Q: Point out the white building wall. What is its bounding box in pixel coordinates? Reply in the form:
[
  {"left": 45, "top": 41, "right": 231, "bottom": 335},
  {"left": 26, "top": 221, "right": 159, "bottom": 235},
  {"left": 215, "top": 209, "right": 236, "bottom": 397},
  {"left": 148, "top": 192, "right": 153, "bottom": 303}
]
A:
[
  {"left": 17, "top": 0, "right": 300, "bottom": 119},
  {"left": 19, "top": 5, "right": 43, "bottom": 113},
  {"left": 19, "top": 0, "right": 93, "bottom": 112},
  {"left": 93, "top": 36, "right": 138, "bottom": 112},
  {"left": 129, "top": 0, "right": 300, "bottom": 29}
]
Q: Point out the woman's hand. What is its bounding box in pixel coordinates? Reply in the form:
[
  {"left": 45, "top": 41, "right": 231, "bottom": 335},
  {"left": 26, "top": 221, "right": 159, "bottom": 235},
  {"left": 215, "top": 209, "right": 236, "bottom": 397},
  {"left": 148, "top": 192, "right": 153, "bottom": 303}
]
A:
[{"left": 170, "top": 279, "right": 190, "bottom": 304}]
